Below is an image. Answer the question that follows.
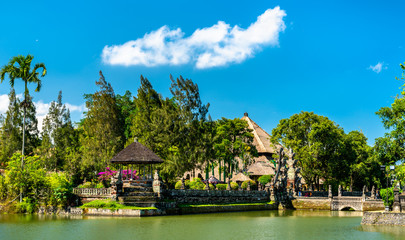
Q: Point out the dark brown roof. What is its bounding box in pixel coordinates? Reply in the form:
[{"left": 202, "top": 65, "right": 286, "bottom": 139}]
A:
[{"left": 110, "top": 141, "right": 164, "bottom": 165}]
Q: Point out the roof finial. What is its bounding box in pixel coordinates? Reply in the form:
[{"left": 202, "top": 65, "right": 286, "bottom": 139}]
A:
[{"left": 244, "top": 112, "right": 248, "bottom": 117}]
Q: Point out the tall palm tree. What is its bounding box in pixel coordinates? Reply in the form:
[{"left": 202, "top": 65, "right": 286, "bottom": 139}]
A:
[{"left": 0, "top": 55, "right": 46, "bottom": 201}]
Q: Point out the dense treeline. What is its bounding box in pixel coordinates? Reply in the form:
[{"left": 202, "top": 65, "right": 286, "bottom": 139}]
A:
[{"left": 0, "top": 54, "right": 405, "bottom": 212}]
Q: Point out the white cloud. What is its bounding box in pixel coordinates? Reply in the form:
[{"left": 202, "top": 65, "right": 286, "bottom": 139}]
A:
[
  {"left": 368, "top": 62, "right": 387, "bottom": 73},
  {"left": 102, "top": 7, "right": 286, "bottom": 69},
  {"left": 0, "top": 94, "right": 85, "bottom": 132}
]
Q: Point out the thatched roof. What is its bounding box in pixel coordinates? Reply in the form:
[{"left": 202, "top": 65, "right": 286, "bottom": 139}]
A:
[
  {"left": 241, "top": 113, "right": 278, "bottom": 154},
  {"left": 231, "top": 172, "right": 252, "bottom": 182},
  {"left": 247, "top": 160, "right": 275, "bottom": 176},
  {"left": 110, "top": 141, "right": 164, "bottom": 165}
]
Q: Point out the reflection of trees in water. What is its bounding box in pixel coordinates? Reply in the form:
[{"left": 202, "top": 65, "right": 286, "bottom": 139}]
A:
[{"left": 359, "top": 225, "right": 405, "bottom": 237}]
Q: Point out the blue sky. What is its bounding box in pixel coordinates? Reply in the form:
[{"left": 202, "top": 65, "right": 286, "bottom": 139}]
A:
[{"left": 0, "top": 0, "right": 404, "bottom": 144}]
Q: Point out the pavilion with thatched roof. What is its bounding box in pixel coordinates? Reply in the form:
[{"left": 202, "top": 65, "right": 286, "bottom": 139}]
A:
[{"left": 110, "top": 140, "right": 164, "bottom": 180}]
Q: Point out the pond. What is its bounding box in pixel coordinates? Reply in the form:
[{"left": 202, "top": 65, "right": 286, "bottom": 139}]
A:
[{"left": 0, "top": 210, "right": 404, "bottom": 240}]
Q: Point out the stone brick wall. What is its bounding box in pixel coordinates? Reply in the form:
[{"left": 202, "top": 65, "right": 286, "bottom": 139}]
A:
[
  {"left": 363, "top": 200, "right": 385, "bottom": 211},
  {"left": 292, "top": 197, "right": 331, "bottom": 210},
  {"left": 361, "top": 212, "right": 405, "bottom": 225},
  {"left": 162, "top": 189, "right": 269, "bottom": 204}
]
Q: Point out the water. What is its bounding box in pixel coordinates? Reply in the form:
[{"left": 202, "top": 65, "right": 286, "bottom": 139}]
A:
[{"left": 0, "top": 211, "right": 404, "bottom": 240}]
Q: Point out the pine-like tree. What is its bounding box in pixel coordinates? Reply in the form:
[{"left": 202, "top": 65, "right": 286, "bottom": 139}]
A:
[
  {"left": 0, "top": 89, "right": 22, "bottom": 165},
  {"left": 80, "top": 71, "right": 123, "bottom": 178}
]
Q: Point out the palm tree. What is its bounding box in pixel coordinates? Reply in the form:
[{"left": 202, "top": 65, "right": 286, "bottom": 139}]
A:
[{"left": 0, "top": 55, "right": 46, "bottom": 201}]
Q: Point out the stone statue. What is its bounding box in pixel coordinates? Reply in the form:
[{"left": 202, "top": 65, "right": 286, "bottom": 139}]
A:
[
  {"left": 181, "top": 178, "right": 185, "bottom": 190},
  {"left": 371, "top": 185, "right": 375, "bottom": 199},
  {"left": 338, "top": 185, "right": 342, "bottom": 197}
]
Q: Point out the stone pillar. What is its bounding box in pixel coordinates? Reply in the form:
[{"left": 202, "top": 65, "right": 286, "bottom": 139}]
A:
[
  {"left": 226, "top": 179, "right": 231, "bottom": 190},
  {"left": 393, "top": 186, "right": 401, "bottom": 212},
  {"left": 152, "top": 170, "right": 163, "bottom": 198},
  {"left": 328, "top": 185, "right": 332, "bottom": 199},
  {"left": 247, "top": 181, "right": 251, "bottom": 191},
  {"left": 362, "top": 185, "right": 366, "bottom": 201},
  {"left": 270, "top": 186, "right": 275, "bottom": 202},
  {"left": 181, "top": 178, "right": 185, "bottom": 190},
  {"left": 371, "top": 186, "right": 376, "bottom": 199},
  {"left": 338, "top": 185, "right": 342, "bottom": 197}
]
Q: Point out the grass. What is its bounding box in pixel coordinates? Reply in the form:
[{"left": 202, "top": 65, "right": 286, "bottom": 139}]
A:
[
  {"left": 179, "top": 201, "right": 275, "bottom": 208},
  {"left": 80, "top": 200, "right": 156, "bottom": 211}
]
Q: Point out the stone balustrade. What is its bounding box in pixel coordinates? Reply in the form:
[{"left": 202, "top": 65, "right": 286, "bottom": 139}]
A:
[{"left": 73, "top": 188, "right": 111, "bottom": 197}]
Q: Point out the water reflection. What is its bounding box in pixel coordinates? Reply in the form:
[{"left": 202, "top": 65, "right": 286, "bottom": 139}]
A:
[{"left": 0, "top": 211, "right": 396, "bottom": 240}]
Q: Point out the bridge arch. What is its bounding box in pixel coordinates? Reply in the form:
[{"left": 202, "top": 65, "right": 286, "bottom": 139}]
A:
[{"left": 338, "top": 205, "right": 361, "bottom": 211}]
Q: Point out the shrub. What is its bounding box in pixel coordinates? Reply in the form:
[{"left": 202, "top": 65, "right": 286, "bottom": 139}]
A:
[
  {"left": 241, "top": 180, "right": 257, "bottom": 190},
  {"left": 258, "top": 175, "right": 273, "bottom": 186},
  {"left": 175, "top": 181, "right": 183, "bottom": 189},
  {"left": 230, "top": 182, "right": 239, "bottom": 190},
  {"left": 380, "top": 188, "right": 402, "bottom": 207},
  {"left": 189, "top": 178, "right": 205, "bottom": 190},
  {"left": 77, "top": 181, "right": 94, "bottom": 188},
  {"left": 47, "top": 172, "right": 73, "bottom": 207},
  {"left": 209, "top": 183, "right": 215, "bottom": 190},
  {"left": 216, "top": 184, "right": 227, "bottom": 190}
]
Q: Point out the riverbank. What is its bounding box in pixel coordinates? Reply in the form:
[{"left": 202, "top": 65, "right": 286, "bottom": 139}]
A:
[{"left": 72, "top": 201, "right": 278, "bottom": 217}]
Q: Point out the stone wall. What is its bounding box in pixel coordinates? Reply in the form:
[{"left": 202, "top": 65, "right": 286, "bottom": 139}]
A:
[
  {"left": 291, "top": 197, "right": 331, "bottom": 210},
  {"left": 363, "top": 200, "right": 385, "bottom": 211},
  {"left": 361, "top": 212, "right": 405, "bottom": 226},
  {"left": 162, "top": 189, "right": 269, "bottom": 205}
]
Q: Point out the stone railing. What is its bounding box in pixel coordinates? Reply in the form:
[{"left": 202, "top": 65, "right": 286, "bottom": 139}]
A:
[
  {"left": 162, "top": 189, "right": 269, "bottom": 205},
  {"left": 73, "top": 188, "right": 111, "bottom": 197}
]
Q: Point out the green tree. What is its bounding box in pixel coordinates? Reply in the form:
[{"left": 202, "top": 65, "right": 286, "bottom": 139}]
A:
[
  {"left": 116, "top": 90, "right": 137, "bottom": 145},
  {"left": 80, "top": 71, "right": 123, "bottom": 179},
  {"left": 342, "top": 131, "right": 378, "bottom": 191},
  {"left": 0, "top": 55, "right": 46, "bottom": 160},
  {"left": 0, "top": 89, "right": 22, "bottom": 165},
  {"left": 214, "top": 117, "right": 257, "bottom": 181},
  {"left": 376, "top": 63, "right": 405, "bottom": 162},
  {"left": 271, "top": 111, "right": 345, "bottom": 188},
  {"left": 38, "top": 91, "right": 75, "bottom": 170}
]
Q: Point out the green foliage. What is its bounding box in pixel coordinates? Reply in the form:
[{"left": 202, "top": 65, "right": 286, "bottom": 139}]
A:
[
  {"left": 216, "top": 184, "right": 227, "bottom": 190},
  {"left": 258, "top": 175, "right": 273, "bottom": 186},
  {"left": 80, "top": 71, "right": 124, "bottom": 180},
  {"left": 0, "top": 89, "right": 22, "bottom": 165},
  {"left": 188, "top": 178, "right": 205, "bottom": 190},
  {"left": 0, "top": 55, "right": 45, "bottom": 158},
  {"left": 47, "top": 172, "right": 73, "bottom": 207},
  {"left": 38, "top": 91, "right": 75, "bottom": 171},
  {"left": 380, "top": 188, "right": 394, "bottom": 207},
  {"left": 174, "top": 180, "right": 183, "bottom": 190},
  {"left": 15, "top": 197, "right": 38, "bottom": 214},
  {"left": 230, "top": 182, "right": 239, "bottom": 190},
  {"left": 214, "top": 117, "right": 257, "bottom": 180},
  {"left": 271, "top": 111, "right": 347, "bottom": 188},
  {"left": 131, "top": 75, "right": 212, "bottom": 183},
  {"left": 4, "top": 153, "right": 48, "bottom": 201},
  {"left": 241, "top": 180, "right": 257, "bottom": 190},
  {"left": 81, "top": 199, "right": 156, "bottom": 210},
  {"left": 0, "top": 175, "right": 6, "bottom": 200},
  {"left": 376, "top": 63, "right": 405, "bottom": 162}
]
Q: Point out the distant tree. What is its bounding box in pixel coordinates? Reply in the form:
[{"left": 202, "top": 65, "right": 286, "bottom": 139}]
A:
[
  {"left": 131, "top": 75, "right": 212, "bottom": 183},
  {"left": 271, "top": 111, "right": 345, "bottom": 189},
  {"left": 214, "top": 118, "right": 257, "bottom": 181},
  {"left": 116, "top": 90, "right": 137, "bottom": 145},
  {"left": 0, "top": 89, "right": 22, "bottom": 165},
  {"left": 342, "top": 131, "right": 379, "bottom": 191},
  {"left": 376, "top": 62, "right": 405, "bottom": 162},
  {"left": 38, "top": 91, "right": 74, "bottom": 170},
  {"left": 80, "top": 71, "right": 123, "bottom": 179}
]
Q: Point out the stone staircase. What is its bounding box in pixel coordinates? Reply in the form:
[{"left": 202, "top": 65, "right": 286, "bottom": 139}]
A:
[{"left": 118, "top": 180, "right": 159, "bottom": 207}]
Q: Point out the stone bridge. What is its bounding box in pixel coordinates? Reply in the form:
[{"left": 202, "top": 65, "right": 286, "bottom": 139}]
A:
[{"left": 331, "top": 197, "right": 363, "bottom": 211}]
